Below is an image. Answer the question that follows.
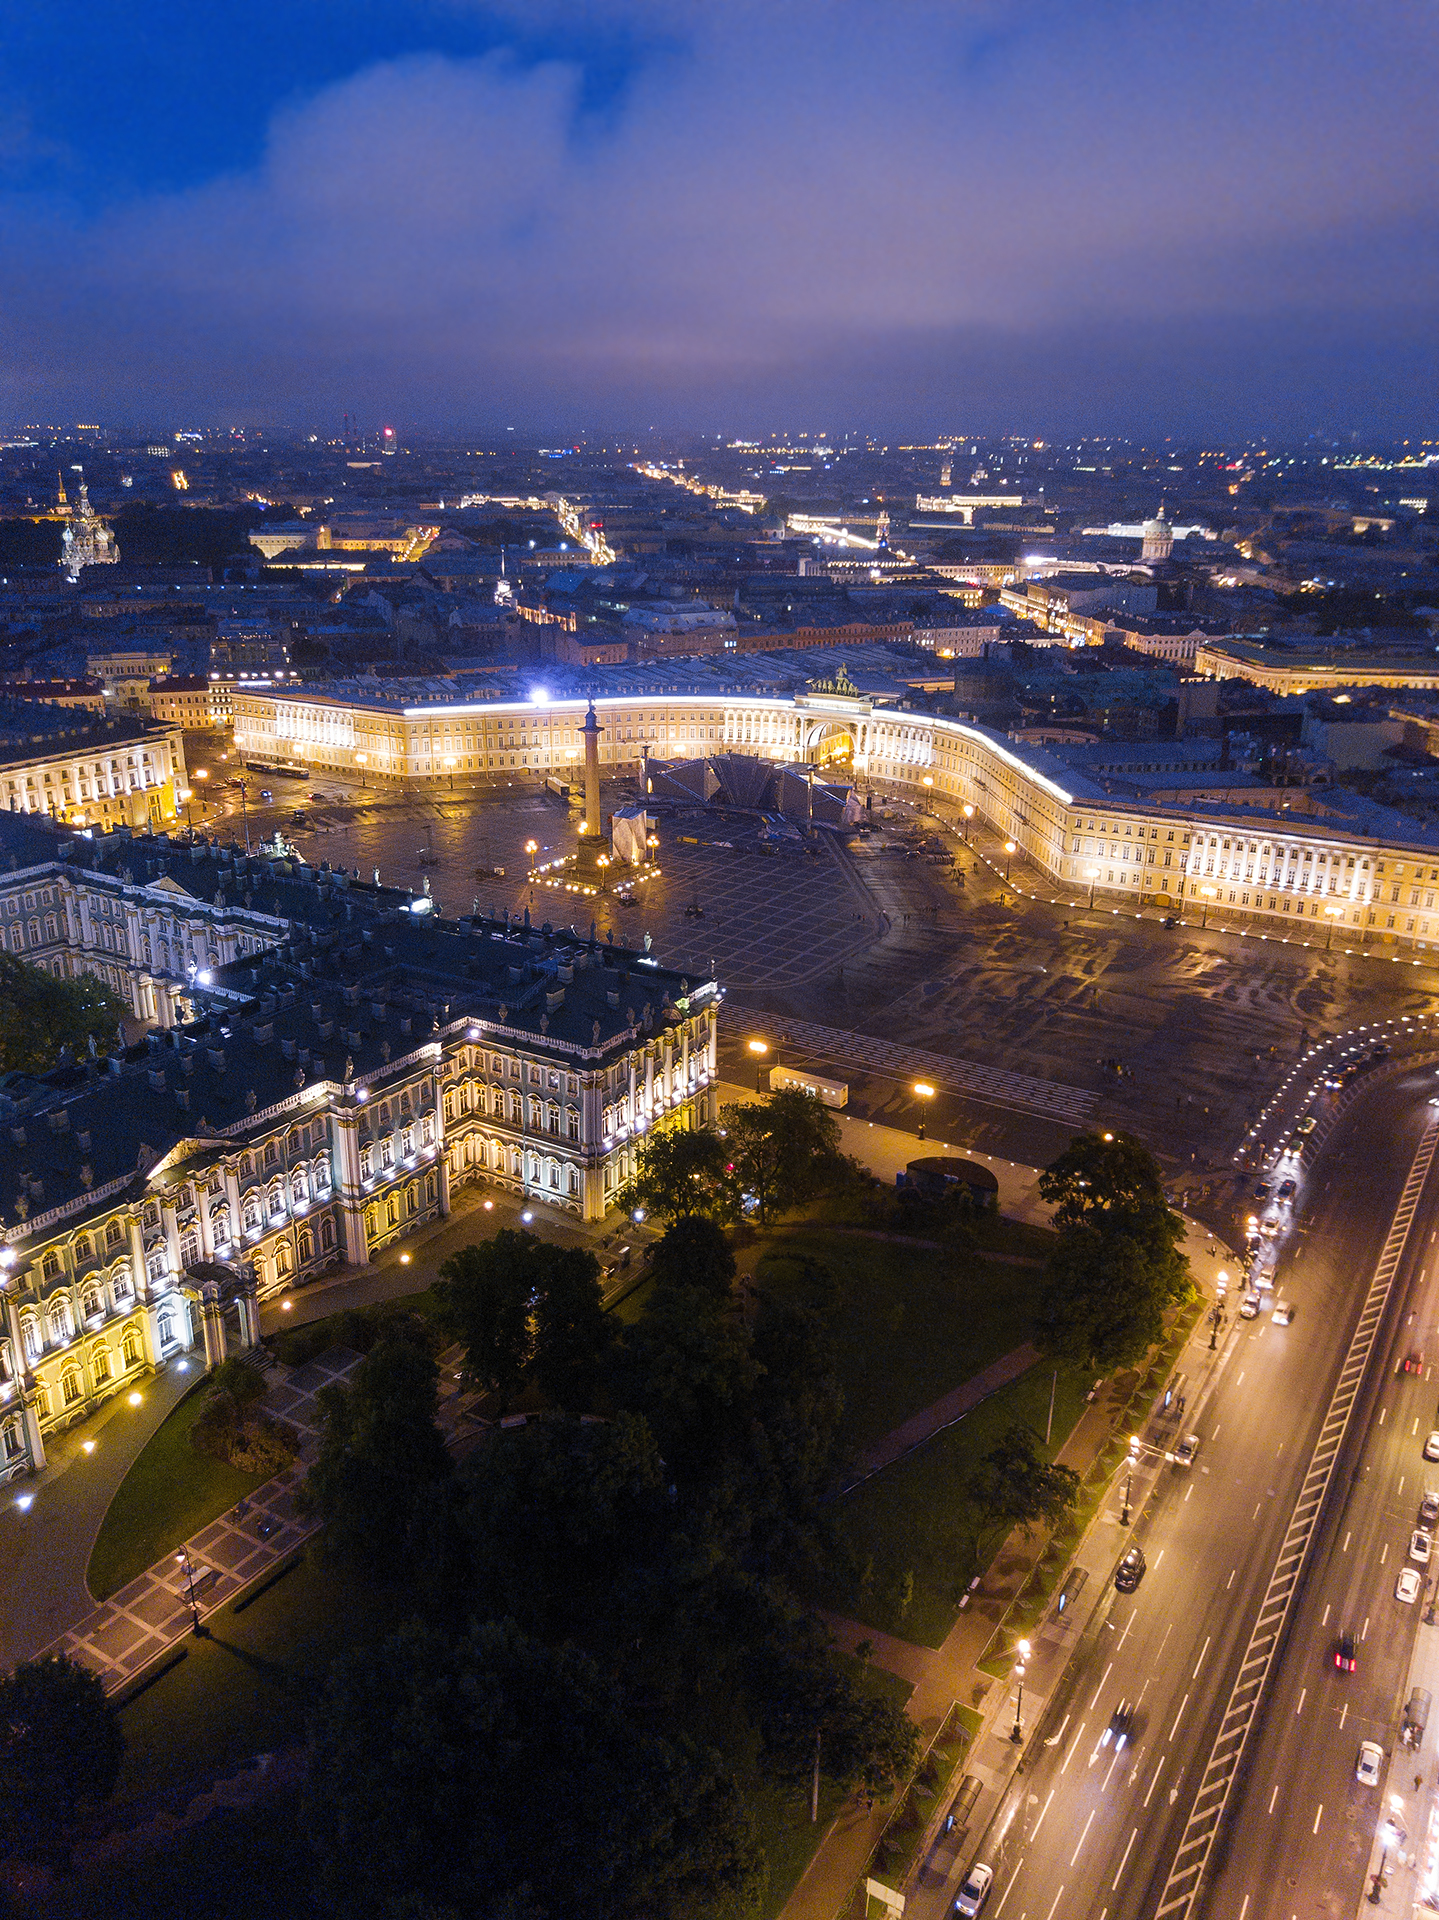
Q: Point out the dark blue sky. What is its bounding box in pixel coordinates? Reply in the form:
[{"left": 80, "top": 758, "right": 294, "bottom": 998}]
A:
[{"left": 2, "top": 0, "right": 1435, "bottom": 438}]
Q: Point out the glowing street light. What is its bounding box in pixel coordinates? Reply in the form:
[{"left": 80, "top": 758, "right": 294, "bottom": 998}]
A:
[
  {"left": 525, "top": 839, "right": 538, "bottom": 874},
  {"left": 1004, "top": 840, "right": 1017, "bottom": 882},
  {"left": 355, "top": 750, "right": 367, "bottom": 788},
  {"left": 914, "top": 1080, "right": 935, "bottom": 1140},
  {"left": 1199, "top": 884, "right": 1218, "bottom": 929},
  {"left": 749, "top": 1037, "right": 770, "bottom": 1091},
  {"left": 1324, "top": 903, "right": 1344, "bottom": 949},
  {"left": 962, "top": 803, "right": 974, "bottom": 842},
  {"left": 1121, "top": 1434, "right": 1140, "bottom": 1525},
  {"left": 1085, "top": 864, "right": 1101, "bottom": 910},
  {"left": 442, "top": 754, "right": 456, "bottom": 789},
  {"left": 1010, "top": 1638, "right": 1032, "bottom": 1743}
]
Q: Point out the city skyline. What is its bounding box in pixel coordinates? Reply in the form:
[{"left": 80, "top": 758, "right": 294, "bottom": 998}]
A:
[{"left": 2, "top": 0, "right": 1435, "bottom": 438}]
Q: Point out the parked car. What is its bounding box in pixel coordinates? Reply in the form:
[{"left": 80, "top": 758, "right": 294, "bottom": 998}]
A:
[
  {"left": 1173, "top": 1433, "right": 1201, "bottom": 1467},
  {"left": 1253, "top": 1181, "right": 1272, "bottom": 1201},
  {"left": 1424, "top": 1431, "right": 1439, "bottom": 1463},
  {"left": 1420, "top": 1490, "right": 1439, "bottom": 1527},
  {"left": 1240, "top": 1291, "right": 1262, "bottom": 1319},
  {"left": 259, "top": 788, "right": 273, "bottom": 802},
  {"left": 1412, "top": 1530, "right": 1433, "bottom": 1566},
  {"left": 1397, "top": 1567, "right": 1424, "bottom": 1604},
  {"left": 1293, "top": 1115, "right": 1317, "bottom": 1137},
  {"left": 1272, "top": 1301, "right": 1295, "bottom": 1327},
  {"left": 954, "top": 1863, "right": 994, "bottom": 1918},
  {"left": 1357, "top": 1740, "right": 1385, "bottom": 1787}
]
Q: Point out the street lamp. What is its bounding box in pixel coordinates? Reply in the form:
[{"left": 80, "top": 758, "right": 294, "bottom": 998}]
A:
[
  {"left": 1199, "top": 884, "right": 1218, "bottom": 929},
  {"left": 193, "top": 767, "right": 208, "bottom": 816},
  {"left": 175, "top": 1544, "right": 206, "bottom": 1636},
  {"left": 914, "top": 1081, "right": 935, "bottom": 1140},
  {"left": 1325, "top": 904, "right": 1344, "bottom": 949},
  {"left": 962, "top": 803, "right": 974, "bottom": 842},
  {"left": 525, "top": 838, "right": 538, "bottom": 875},
  {"left": 1086, "top": 865, "right": 1100, "bottom": 910},
  {"left": 236, "top": 778, "right": 251, "bottom": 855},
  {"left": 1121, "top": 1434, "right": 1139, "bottom": 1525},
  {"left": 355, "top": 750, "right": 367, "bottom": 789},
  {"left": 749, "top": 1038, "right": 769, "bottom": 1092},
  {"left": 1010, "top": 1639, "right": 1031, "bottom": 1743},
  {"left": 442, "top": 754, "right": 456, "bottom": 790},
  {"left": 1004, "top": 840, "right": 1017, "bottom": 882}
]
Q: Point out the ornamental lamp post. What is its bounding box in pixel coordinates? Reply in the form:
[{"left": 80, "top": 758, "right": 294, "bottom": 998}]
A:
[
  {"left": 1200, "top": 884, "right": 1218, "bottom": 929},
  {"left": 962, "top": 803, "right": 974, "bottom": 842},
  {"left": 1010, "top": 1639, "right": 1031, "bottom": 1743},
  {"left": 355, "top": 751, "right": 367, "bottom": 789},
  {"left": 1325, "top": 904, "right": 1344, "bottom": 950},
  {"left": 175, "top": 1544, "right": 206, "bottom": 1636},
  {"left": 1121, "top": 1434, "right": 1139, "bottom": 1525},
  {"left": 749, "top": 1038, "right": 770, "bottom": 1092},
  {"left": 914, "top": 1081, "right": 935, "bottom": 1141},
  {"left": 442, "top": 754, "right": 456, "bottom": 790},
  {"left": 1086, "top": 865, "right": 1100, "bottom": 910},
  {"left": 1004, "top": 840, "right": 1016, "bottom": 882}
]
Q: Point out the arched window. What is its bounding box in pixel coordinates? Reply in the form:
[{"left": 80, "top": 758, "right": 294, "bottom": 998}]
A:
[
  {"left": 48, "top": 1300, "right": 71, "bottom": 1345},
  {"left": 61, "top": 1368, "right": 83, "bottom": 1405},
  {"left": 364, "top": 1205, "right": 379, "bottom": 1242},
  {"left": 157, "top": 1312, "right": 175, "bottom": 1348},
  {"left": 321, "top": 1217, "right": 335, "bottom": 1251},
  {"left": 211, "top": 1208, "right": 230, "bottom": 1249},
  {"left": 291, "top": 1169, "right": 308, "bottom": 1205},
  {"left": 81, "top": 1286, "right": 101, "bottom": 1320},
  {"left": 179, "top": 1234, "right": 198, "bottom": 1268},
  {"left": 242, "top": 1197, "right": 261, "bottom": 1233},
  {"left": 406, "top": 1184, "right": 419, "bottom": 1217},
  {"left": 105, "top": 1219, "right": 123, "bottom": 1249},
  {"left": 275, "top": 1242, "right": 293, "bottom": 1276},
  {"left": 2, "top": 1421, "right": 22, "bottom": 1459},
  {"left": 548, "top": 1160, "right": 560, "bottom": 1190},
  {"left": 75, "top": 1233, "right": 93, "bottom": 1264},
  {"left": 298, "top": 1229, "right": 313, "bottom": 1264},
  {"left": 386, "top": 1195, "right": 398, "bottom": 1226},
  {"left": 110, "top": 1264, "right": 132, "bottom": 1301},
  {"left": 41, "top": 1251, "right": 60, "bottom": 1280},
  {"left": 314, "top": 1155, "right": 330, "bottom": 1193},
  {"left": 268, "top": 1184, "right": 285, "bottom": 1220},
  {"left": 92, "top": 1347, "right": 111, "bottom": 1385},
  {"left": 568, "top": 1167, "right": 579, "bottom": 1196},
  {"left": 121, "top": 1328, "right": 141, "bottom": 1367}
]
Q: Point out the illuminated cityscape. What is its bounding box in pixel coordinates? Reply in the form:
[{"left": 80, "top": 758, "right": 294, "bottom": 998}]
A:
[{"left": 0, "top": 6, "right": 1436, "bottom": 1919}]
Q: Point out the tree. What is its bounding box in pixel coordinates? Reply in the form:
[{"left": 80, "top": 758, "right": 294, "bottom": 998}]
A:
[
  {"left": 530, "top": 1243, "right": 614, "bottom": 1408},
  {"left": 619, "top": 1126, "right": 734, "bottom": 1225},
  {"left": 0, "top": 1653, "right": 125, "bottom": 1862},
  {"left": 435, "top": 1232, "right": 534, "bottom": 1405},
  {"left": 302, "top": 1327, "right": 452, "bottom": 1574},
  {"left": 746, "top": 1293, "right": 846, "bottom": 1568},
  {"left": 1037, "top": 1130, "right": 1174, "bottom": 1233},
  {"left": 0, "top": 954, "right": 128, "bottom": 1074},
  {"left": 749, "top": 1614, "right": 918, "bottom": 1802},
  {"left": 437, "top": 1231, "right": 614, "bottom": 1410},
  {"left": 966, "top": 1423, "right": 1080, "bottom": 1551},
  {"left": 648, "top": 1215, "right": 737, "bottom": 1302},
  {"left": 1035, "top": 1131, "right": 1190, "bottom": 1372},
  {"left": 614, "top": 1281, "right": 757, "bottom": 1495},
  {"left": 720, "top": 1088, "right": 843, "bottom": 1225},
  {"left": 304, "top": 1617, "right": 765, "bottom": 1920}
]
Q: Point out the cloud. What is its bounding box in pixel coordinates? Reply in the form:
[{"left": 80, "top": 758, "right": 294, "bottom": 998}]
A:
[{"left": 2, "top": 0, "right": 1436, "bottom": 430}]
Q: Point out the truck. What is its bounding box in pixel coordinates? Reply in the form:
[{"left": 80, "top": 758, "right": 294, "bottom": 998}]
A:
[{"left": 767, "top": 1065, "right": 848, "bottom": 1109}]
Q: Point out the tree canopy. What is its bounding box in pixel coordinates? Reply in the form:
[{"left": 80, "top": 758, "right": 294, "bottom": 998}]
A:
[
  {"left": 0, "top": 954, "right": 129, "bottom": 1074},
  {"left": 966, "top": 1422, "right": 1080, "bottom": 1544},
  {"left": 0, "top": 1653, "right": 125, "bottom": 1862},
  {"left": 435, "top": 1229, "right": 613, "bottom": 1411},
  {"left": 620, "top": 1125, "right": 735, "bottom": 1225},
  {"left": 720, "top": 1088, "right": 844, "bottom": 1226}
]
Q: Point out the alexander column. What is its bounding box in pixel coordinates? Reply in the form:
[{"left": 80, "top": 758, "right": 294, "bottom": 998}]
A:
[{"left": 578, "top": 700, "right": 606, "bottom": 881}]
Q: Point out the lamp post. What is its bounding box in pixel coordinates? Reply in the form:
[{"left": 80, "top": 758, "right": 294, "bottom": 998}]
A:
[
  {"left": 1004, "top": 840, "right": 1017, "bottom": 883},
  {"left": 236, "top": 778, "right": 251, "bottom": 856},
  {"left": 1086, "top": 865, "right": 1100, "bottom": 910},
  {"left": 175, "top": 1543, "right": 206, "bottom": 1636},
  {"left": 442, "top": 754, "right": 456, "bottom": 790},
  {"left": 1199, "top": 885, "right": 1218, "bottom": 929},
  {"left": 962, "top": 803, "right": 974, "bottom": 842},
  {"left": 1121, "top": 1435, "right": 1139, "bottom": 1525},
  {"left": 749, "top": 1038, "right": 769, "bottom": 1092},
  {"left": 921, "top": 774, "right": 933, "bottom": 814},
  {"left": 1325, "top": 904, "right": 1344, "bottom": 950},
  {"left": 193, "top": 766, "right": 208, "bottom": 816},
  {"left": 355, "top": 751, "right": 367, "bottom": 789},
  {"left": 1010, "top": 1639, "right": 1031, "bottom": 1743},
  {"left": 525, "top": 838, "right": 538, "bottom": 877},
  {"left": 914, "top": 1081, "right": 935, "bottom": 1141}
]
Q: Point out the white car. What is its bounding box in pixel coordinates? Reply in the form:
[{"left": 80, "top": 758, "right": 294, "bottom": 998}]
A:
[
  {"left": 1240, "top": 1291, "right": 1262, "bottom": 1319},
  {"left": 1412, "top": 1530, "right": 1433, "bottom": 1565},
  {"left": 1424, "top": 1432, "right": 1439, "bottom": 1463},
  {"left": 955, "top": 1862, "right": 994, "bottom": 1917},
  {"left": 1357, "top": 1740, "right": 1385, "bottom": 1787},
  {"left": 1397, "top": 1567, "right": 1424, "bottom": 1604},
  {"left": 1272, "top": 1301, "right": 1295, "bottom": 1327}
]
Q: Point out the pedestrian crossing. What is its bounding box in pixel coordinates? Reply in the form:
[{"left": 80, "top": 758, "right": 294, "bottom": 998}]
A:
[{"left": 723, "top": 1008, "right": 1097, "bottom": 1123}]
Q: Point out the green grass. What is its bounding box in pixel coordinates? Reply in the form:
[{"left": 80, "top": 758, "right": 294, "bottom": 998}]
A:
[
  {"left": 809, "top": 1358, "right": 1096, "bottom": 1648},
  {"left": 756, "top": 1226, "right": 1049, "bottom": 1452},
  {"left": 87, "top": 1383, "right": 273, "bottom": 1601}
]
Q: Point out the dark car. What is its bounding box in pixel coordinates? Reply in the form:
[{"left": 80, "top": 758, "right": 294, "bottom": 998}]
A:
[
  {"left": 1254, "top": 1181, "right": 1271, "bottom": 1200},
  {"left": 1372, "top": 1044, "right": 1392, "bottom": 1060},
  {"left": 1100, "top": 1701, "right": 1135, "bottom": 1751},
  {"left": 1277, "top": 1178, "right": 1297, "bottom": 1200},
  {"left": 1404, "top": 1352, "right": 1426, "bottom": 1375},
  {"left": 1162, "top": 916, "right": 1178, "bottom": 928},
  {"left": 683, "top": 904, "right": 705, "bottom": 920},
  {"left": 259, "top": 788, "right": 273, "bottom": 802},
  {"left": 1114, "top": 1545, "right": 1146, "bottom": 1593},
  {"left": 1334, "top": 1632, "right": 1357, "bottom": 1673}
]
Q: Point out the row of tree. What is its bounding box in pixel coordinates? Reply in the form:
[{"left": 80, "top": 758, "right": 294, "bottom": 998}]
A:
[
  {"left": 621, "top": 1086, "right": 849, "bottom": 1226},
  {"left": 297, "top": 1213, "right": 917, "bottom": 1918}
]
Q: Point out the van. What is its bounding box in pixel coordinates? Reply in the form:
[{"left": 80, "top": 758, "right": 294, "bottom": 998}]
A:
[{"left": 1404, "top": 1688, "right": 1432, "bottom": 1750}]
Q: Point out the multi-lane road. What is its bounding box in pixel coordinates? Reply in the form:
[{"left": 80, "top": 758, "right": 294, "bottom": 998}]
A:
[{"left": 945, "top": 1060, "right": 1439, "bottom": 1920}]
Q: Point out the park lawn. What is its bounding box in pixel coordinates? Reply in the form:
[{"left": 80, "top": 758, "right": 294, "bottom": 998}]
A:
[
  {"left": 755, "top": 1227, "right": 1048, "bottom": 1452},
  {"left": 87, "top": 1383, "right": 272, "bottom": 1602},
  {"left": 810, "top": 1357, "right": 1096, "bottom": 1648}
]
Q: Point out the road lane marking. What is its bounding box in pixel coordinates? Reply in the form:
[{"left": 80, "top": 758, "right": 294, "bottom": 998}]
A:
[
  {"left": 1113, "top": 1826, "right": 1138, "bottom": 1888},
  {"left": 1268, "top": 1783, "right": 1280, "bottom": 1814},
  {"left": 1144, "top": 1758, "right": 1165, "bottom": 1807},
  {"left": 1344, "top": 1530, "right": 1352, "bottom": 1551},
  {"left": 1340, "top": 1702, "right": 1348, "bottom": 1728},
  {"left": 1103, "top": 1749, "right": 1124, "bottom": 1792},
  {"left": 1381, "top": 1542, "right": 1389, "bottom": 1565},
  {"left": 995, "top": 1861, "right": 1023, "bottom": 1916},
  {"left": 1156, "top": 1623, "right": 1173, "bottom": 1658},
  {"left": 1296, "top": 1687, "right": 1306, "bottom": 1715},
  {"left": 1044, "top": 1713, "right": 1071, "bottom": 1748},
  {"left": 1237, "top": 1371, "right": 1245, "bottom": 1385},
  {"left": 1193, "top": 1635, "right": 1211, "bottom": 1678},
  {"left": 1060, "top": 1723, "right": 1087, "bottom": 1774},
  {"left": 1155, "top": 1549, "right": 1165, "bottom": 1569},
  {"left": 1415, "top": 1418, "right": 1422, "bottom": 1436},
  {"left": 1032, "top": 1787, "right": 1057, "bottom": 1841},
  {"left": 1313, "top": 1802, "right": 1324, "bottom": 1834},
  {"left": 1253, "top": 1501, "right": 1264, "bottom": 1519},
  {"left": 1090, "top": 1662, "right": 1114, "bottom": 1709},
  {"left": 1363, "top": 1615, "right": 1370, "bottom": 1638},
  {"left": 1399, "top": 1475, "right": 1407, "bottom": 1496},
  {"left": 1169, "top": 1691, "right": 1190, "bottom": 1741},
  {"left": 1070, "top": 1809, "right": 1096, "bottom": 1865},
  {"left": 1185, "top": 1484, "right": 1194, "bottom": 1501},
  {"left": 1322, "top": 1603, "right": 1331, "bottom": 1626},
  {"left": 1239, "top": 1897, "right": 1250, "bottom": 1920},
  {"left": 1381, "top": 1407, "right": 1388, "bottom": 1426},
  {"left": 1044, "top": 1888, "right": 1065, "bottom": 1920},
  {"left": 1226, "top": 1567, "right": 1236, "bottom": 1590}
]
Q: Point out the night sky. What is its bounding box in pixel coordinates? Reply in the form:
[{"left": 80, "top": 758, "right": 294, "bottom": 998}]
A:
[{"left": 1, "top": 0, "right": 1435, "bottom": 437}]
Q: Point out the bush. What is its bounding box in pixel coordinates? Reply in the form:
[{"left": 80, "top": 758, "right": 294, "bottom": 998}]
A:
[{"left": 190, "top": 1400, "right": 297, "bottom": 1475}]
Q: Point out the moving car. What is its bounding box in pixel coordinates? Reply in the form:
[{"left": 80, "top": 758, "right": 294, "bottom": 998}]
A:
[
  {"left": 259, "top": 788, "right": 273, "bottom": 802},
  {"left": 1372, "top": 1043, "right": 1392, "bottom": 1059},
  {"left": 1277, "top": 1177, "right": 1297, "bottom": 1199},
  {"left": 1412, "top": 1530, "right": 1433, "bottom": 1566},
  {"left": 1424, "top": 1431, "right": 1439, "bottom": 1463},
  {"left": 1114, "top": 1545, "right": 1147, "bottom": 1593},
  {"left": 1253, "top": 1181, "right": 1271, "bottom": 1200},
  {"left": 1404, "top": 1351, "right": 1427, "bottom": 1375},
  {"left": 1420, "top": 1490, "right": 1439, "bottom": 1527},
  {"left": 1173, "top": 1433, "right": 1201, "bottom": 1467},
  {"left": 1240, "top": 1291, "right": 1262, "bottom": 1319},
  {"left": 954, "top": 1862, "right": 994, "bottom": 1917},
  {"left": 1333, "top": 1631, "right": 1357, "bottom": 1673},
  {"left": 1293, "top": 1115, "right": 1317, "bottom": 1137},
  {"left": 1100, "top": 1702, "right": 1135, "bottom": 1752},
  {"left": 1356, "top": 1740, "right": 1385, "bottom": 1787},
  {"left": 1272, "top": 1301, "right": 1295, "bottom": 1327},
  {"left": 1397, "top": 1567, "right": 1423, "bottom": 1604}
]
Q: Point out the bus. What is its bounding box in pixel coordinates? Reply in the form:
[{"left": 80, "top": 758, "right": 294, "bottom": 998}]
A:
[{"left": 767, "top": 1065, "right": 848, "bottom": 1109}]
